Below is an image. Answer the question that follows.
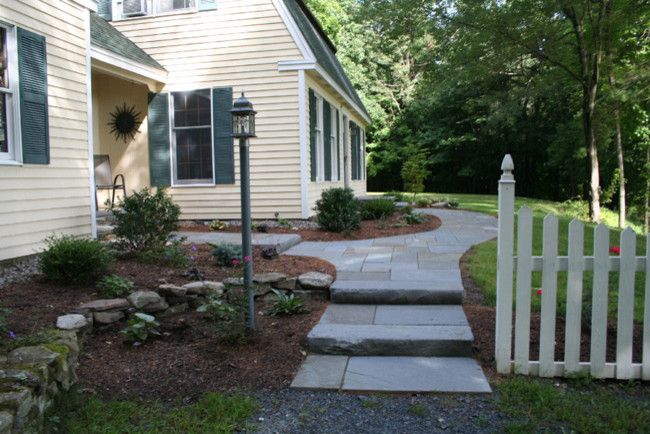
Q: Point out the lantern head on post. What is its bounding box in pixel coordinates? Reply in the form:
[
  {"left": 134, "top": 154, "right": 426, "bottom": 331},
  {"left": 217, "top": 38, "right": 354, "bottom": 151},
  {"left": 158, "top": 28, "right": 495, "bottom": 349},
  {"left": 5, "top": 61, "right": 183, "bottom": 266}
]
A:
[{"left": 231, "top": 92, "right": 257, "bottom": 139}]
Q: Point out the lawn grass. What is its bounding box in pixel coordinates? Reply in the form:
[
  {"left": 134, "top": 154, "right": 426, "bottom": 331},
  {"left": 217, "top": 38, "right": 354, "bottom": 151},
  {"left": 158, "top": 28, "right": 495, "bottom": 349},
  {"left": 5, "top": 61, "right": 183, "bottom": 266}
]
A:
[
  {"left": 405, "top": 192, "right": 648, "bottom": 321},
  {"left": 496, "top": 376, "right": 650, "bottom": 433},
  {"left": 46, "top": 388, "right": 257, "bottom": 434}
]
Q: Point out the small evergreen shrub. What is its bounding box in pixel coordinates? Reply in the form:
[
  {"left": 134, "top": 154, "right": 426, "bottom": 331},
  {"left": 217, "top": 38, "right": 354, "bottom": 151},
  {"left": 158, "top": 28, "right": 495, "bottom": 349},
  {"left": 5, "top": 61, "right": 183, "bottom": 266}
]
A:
[
  {"left": 448, "top": 200, "right": 460, "bottom": 209},
  {"left": 401, "top": 212, "right": 425, "bottom": 225},
  {"left": 120, "top": 313, "right": 161, "bottom": 343},
  {"left": 315, "top": 188, "right": 361, "bottom": 233},
  {"left": 40, "top": 235, "right": 113, "bottom": 285},
  {"left": 112, "top": 188, "right": 180, "bottom": 253},
  {"left": 211, "top": 243, "right": 243, "bottom": 267},
  {"left": 97, "top": 274, "right": 134, "bottom": 298},
  {"left": 209, "top": 219, "right": 227, "bottom": 231},
  {"left": 415, "top": 197, "right": 433, "bottom": 208},
  {"left": 401, "top": 204, "right": 414, "bottom": 215},
  {"left": 360, "top": 199, "right": 396, "bottom": 220}
]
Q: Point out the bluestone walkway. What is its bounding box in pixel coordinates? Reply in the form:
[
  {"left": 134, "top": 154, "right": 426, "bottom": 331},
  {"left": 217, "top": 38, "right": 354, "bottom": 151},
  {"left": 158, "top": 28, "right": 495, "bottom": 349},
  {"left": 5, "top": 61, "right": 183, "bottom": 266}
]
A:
[
  {"left": 175, "top": 231, "right": 302, "bottom": 253},
  {"left": 286, "top": 209, "right": 498, "bottom": 393}
]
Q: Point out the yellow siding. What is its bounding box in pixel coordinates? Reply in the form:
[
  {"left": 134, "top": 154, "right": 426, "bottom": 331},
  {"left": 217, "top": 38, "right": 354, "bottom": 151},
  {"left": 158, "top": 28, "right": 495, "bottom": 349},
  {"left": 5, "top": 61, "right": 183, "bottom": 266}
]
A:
[
  {"left": 108, "top": 0, "right": 303, "bottom": 220},
  {"left": 0, "top": 0, "right": 92, "bottom": 262},
  {"left": 305, "top": 74, "right": 367, "bottom": 214}
]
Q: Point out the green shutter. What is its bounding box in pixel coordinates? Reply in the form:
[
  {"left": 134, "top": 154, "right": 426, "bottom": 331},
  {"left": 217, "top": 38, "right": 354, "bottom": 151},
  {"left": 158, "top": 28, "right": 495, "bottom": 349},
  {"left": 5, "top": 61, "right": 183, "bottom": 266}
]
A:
[
  {"left": 323, "top": 100, "right": 331, "bottom": 181},
  {"left": 350, "top": 122, "right": 358, "bottom": 180},
  {"left": 309, "top": 89, "right": 317, "bottom": 182},
  {"left": 212, "top": 87, "right": 234, "bottom": 184},
  {"left": 198, "top": 0, "right": 217, "bottom": 11},
  {"left": 18, "top": 28, "right": 49, "bottom": 165},
  {"left": 147, "top": 92, "right": 171, "bottom": 187},
  {"left": 98, "top": 0, "right": 112, "bottom": 20},
  {"left": 336, "top": 109, "right": 340, "bottom": 180}
]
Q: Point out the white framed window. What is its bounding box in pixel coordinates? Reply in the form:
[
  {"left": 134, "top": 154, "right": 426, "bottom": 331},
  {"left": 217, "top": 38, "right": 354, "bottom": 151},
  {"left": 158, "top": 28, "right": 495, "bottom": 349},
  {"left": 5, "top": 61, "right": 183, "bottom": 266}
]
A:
[
  {"left": 330, "top": 105, "right": 338, "bottom": 182},
  {"left": 170, "top": 89, "right": 214, "bottom": 185},
  {"left": 315, "top": 94, "right": 325, "bottom": 182},
  {"left": 115, "top": 0, "right": 198, "bottom": 20},
  {"left": 0, "top": 23, "right": 20, "bottom": 164}
]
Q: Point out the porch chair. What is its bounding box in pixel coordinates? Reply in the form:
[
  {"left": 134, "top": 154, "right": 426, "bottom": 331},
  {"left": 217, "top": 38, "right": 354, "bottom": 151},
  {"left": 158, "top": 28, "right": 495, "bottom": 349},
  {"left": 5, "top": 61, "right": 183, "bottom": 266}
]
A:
[{"left": 94, "top": 154, "right": 126, "bottom": 209}]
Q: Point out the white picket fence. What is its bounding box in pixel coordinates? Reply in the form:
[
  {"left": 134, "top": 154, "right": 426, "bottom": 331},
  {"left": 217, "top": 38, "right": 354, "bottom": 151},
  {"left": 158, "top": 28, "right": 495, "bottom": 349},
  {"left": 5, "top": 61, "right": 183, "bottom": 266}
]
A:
[{"left": 495, "top": 155, "right": 650, "bottom": 379}]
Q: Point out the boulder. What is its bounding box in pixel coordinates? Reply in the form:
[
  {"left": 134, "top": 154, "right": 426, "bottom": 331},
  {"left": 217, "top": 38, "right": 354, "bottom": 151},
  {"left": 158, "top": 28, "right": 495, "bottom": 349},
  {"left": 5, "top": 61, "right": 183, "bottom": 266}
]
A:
[
  {"left": 0, "top": 411, "right": 13, "bottom": 434},
  {"left": 7, "top": 346, "right": 59, "bottom": 367},
  {"left": 162, "top": 303, "right": 189, "bottom": 316},
  {"left": 183, "top": 281, "right": 224, "bottom": 295},
  {"left": 272, "top": 277, "right": 297, "bottom": 291},
  {"left": 223, "top": 277, "right": 243, "bottom": 287},
  {"left": 0, "top": 387, "right": 31, "bottom": 411},
  {"left": 93, "top": 311, "right": 125, "bottom": 325},
  {"left": 158, "top": 284, "right": 187, "bottom": 298},
  {"left": 127, "top": 291, "right": 162, "bottom": 309},
  {"left": 253, "top": 272, "right": 287, "bottom": 284},
  {"left": 298, "top": 272, "right": 334, "bottom": 290},
  {"left": 56, "top": 314, "right": 88, "bottom": 331},
  {"left": 142, "top": 299, "right": 169, "bottom": 313},
  {"left": 0, "top": 370, "right": 42, "bottom": 388},
  {"left": 78, "top": 299, "right": 130, "bottom": 312}
]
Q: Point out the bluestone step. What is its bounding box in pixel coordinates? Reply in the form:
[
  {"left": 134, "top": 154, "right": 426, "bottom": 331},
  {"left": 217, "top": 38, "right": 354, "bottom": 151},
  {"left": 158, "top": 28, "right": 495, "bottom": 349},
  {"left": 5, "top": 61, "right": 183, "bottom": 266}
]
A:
[
  {"left": 320, "top": 304, "right": 469, "bottom": 327},
  {"left": 330, "top": 280, "right": 463, "bottom": 305},
  {"left": 308, "top": 323, "right": 473, "bottom": 356},
  {"left": 291, "top": 355, "right": 491, "bottom": 393}
]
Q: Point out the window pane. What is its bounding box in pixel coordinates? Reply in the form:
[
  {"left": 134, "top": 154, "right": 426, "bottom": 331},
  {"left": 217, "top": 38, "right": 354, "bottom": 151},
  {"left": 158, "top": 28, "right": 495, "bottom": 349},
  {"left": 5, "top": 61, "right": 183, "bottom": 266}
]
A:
[
  {"left": 175, "top": 127, "right": 213, "bottom": 181},
  {"left": 0, "top": 28, "right": 7, "bottom": 89},
  {"left": 173, "top": 90, "right": 210, "bottom": 127},
  {"left": 159, "top": 0, "right": 195, "bottom": 12},
  {"left": 0, "top": 93, "right": 8, "bottom": 153}
]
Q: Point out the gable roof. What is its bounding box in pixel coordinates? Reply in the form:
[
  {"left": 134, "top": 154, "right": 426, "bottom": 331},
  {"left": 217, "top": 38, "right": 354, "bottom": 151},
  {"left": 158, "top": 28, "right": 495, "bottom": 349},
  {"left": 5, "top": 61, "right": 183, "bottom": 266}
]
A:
[
  {"left": 282, "top": 0, "right": 369, "bottom": 120},
  {"left": 90, "top": 12, "right": 166, "bottom": 71}
]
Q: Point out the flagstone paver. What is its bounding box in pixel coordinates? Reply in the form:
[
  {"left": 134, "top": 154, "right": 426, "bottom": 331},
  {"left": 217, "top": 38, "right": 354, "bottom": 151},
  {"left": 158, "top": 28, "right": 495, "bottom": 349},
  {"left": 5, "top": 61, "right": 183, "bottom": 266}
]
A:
[
  {"left": 175, "top": 231, "right": 302, "bottom": 253},
  {"left": 288, "top": 209, "right": 497, "bottom": 393}
]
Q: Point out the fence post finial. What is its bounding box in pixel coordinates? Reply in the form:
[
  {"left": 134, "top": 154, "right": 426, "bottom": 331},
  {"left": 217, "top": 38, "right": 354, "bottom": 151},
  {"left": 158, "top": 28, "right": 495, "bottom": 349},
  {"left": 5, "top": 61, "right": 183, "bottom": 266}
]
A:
[{"left": 501, "top": 154, "right": 515, "bottom": 182}]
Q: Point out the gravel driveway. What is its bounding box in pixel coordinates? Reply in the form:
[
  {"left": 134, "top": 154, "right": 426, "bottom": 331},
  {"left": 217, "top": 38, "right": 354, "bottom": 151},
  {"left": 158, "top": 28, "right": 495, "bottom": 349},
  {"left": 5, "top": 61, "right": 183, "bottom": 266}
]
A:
[{"left": 251, "top": 389, "right": 508, "bottom": 433}]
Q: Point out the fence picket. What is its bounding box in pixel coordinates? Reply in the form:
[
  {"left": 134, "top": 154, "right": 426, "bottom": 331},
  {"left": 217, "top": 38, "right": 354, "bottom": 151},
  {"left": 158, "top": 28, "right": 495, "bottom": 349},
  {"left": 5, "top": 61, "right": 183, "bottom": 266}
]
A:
[
  {"left": 641, "top": 237, "right": 650, "bottom": 380},
  {"left": 616, "top": 228, "right": 637, "bottom": 379},
  {"left": 564, "top": 219, "right": 585, "bottom": 375},
  {"left": 591, "top": 224, "right": 610, "bottom": 378},
  {"left": 539, "top": 214, "right": 559, "bottom": 377},
  {"left": 514, "top": 206, "right": 533, "bottom": 374}
]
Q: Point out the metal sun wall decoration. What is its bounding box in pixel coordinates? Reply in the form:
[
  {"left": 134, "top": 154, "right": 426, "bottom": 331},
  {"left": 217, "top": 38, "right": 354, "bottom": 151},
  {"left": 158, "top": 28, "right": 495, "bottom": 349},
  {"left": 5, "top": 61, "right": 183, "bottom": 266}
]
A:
[{"left": 108, "top": 103, "right": 142, "bottom": 143}]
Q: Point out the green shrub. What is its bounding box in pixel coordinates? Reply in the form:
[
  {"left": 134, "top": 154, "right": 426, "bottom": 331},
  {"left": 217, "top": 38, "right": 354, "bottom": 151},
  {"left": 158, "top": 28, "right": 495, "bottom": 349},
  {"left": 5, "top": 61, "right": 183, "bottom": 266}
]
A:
[
  {"left": 209, "top": 219, "right": 227, "bottom": 231},
  {"left": 40, "top": 235, "right": 113, "bottom": 285},
  {"left": 384, "top": 191, "right": 406, "bottom": 202},
  {"left": 135, "top": 240, "right": 190, "bottom": 268},
  {"left": 448, "top": 200, "right": 460, "bottom": 209},
  {"left": 112, "top": 188, "right": 180, "bottom": 253},
  {"left": 97, "top": 274, "right": 134, "bottom": 298},
  {"left": 401, "top": 204, "right": 414, "bottom": 215},
  {"left": 315, "top": 188, "right": 361, "bottom": 233},
  {"left": 196, "top": 294, "right": 238, "bottom": 321},
  {"left": 415, "top": 197, "right": 433, "bottom": 208},
  {"left": 265, "top": 290, "right": 308, "bottom": 316},
  {"left": 120, "top": 313, "right": 160, "bottom": 343},
  {"left": 198, "top": 293, "right": 247, "bottom": 344},
  {"left": 211, "top": 243, "right": 243, "bottom": 267},
  {"left": 401, "top": 212, "right": 425, "bottom": 225},
  {"left": 360, "top": 199, "right": 396, "bottom": 220}
]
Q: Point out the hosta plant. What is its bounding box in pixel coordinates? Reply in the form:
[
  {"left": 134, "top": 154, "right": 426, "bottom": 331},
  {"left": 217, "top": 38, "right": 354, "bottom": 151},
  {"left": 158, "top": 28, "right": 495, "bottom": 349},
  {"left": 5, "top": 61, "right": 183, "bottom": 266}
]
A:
[
  {"left": 120, "top": 313, "right": 161, "bottom": 344},
  {"left": 97, "top": 274, "right": 134, "bottom": 298},
  {"left": 266, "top": 290, "right": 308, "bottom": 317}
]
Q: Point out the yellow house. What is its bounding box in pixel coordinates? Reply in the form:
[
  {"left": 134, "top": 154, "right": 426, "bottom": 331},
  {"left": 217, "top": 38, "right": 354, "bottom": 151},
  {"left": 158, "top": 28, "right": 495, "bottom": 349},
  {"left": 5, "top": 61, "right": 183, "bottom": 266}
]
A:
[
  {"left": 94, "top": 0, "right": 370, "bottom": 220},
  {"left": 0, "top": 0, "right": 369, "bottom": 262}
]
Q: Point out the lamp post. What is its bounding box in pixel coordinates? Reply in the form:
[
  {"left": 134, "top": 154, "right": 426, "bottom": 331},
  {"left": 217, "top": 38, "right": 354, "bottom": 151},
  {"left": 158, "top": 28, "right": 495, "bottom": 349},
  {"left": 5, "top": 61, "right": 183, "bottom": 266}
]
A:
[{"left": 231, "top": 92, "right": 257, "bottom": 331}]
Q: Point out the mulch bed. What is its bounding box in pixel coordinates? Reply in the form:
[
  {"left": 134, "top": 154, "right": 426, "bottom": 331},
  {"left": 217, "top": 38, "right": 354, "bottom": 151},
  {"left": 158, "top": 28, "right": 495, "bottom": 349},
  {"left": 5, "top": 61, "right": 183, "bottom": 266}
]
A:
[
  {"left": 460, "top": 249, "right": 644, "bottom": 377},
  {"left": 77, "top": 299, "right": 327, "bottom": 401},
  {"left": 1, "top": 245, "right": 335, "bottom": 400},
  {"left": 182, "top": 212, "right": 442, "bottom": 241}
]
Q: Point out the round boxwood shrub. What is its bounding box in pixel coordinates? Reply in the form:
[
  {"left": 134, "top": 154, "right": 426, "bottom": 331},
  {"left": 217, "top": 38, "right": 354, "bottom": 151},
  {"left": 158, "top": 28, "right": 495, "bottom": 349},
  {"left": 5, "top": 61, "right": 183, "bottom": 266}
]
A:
[
  {"left": 360, "top": 199, "right": 396, "bottom": 220},
  {"left": 112, "top": 188, "right": 181, "bottom": 253},
  {"left": 315, "top": 188, "right": 361, "bottom": 233},
  {"left": 40, "top": 235, "right": 113, "bottom": 285}
]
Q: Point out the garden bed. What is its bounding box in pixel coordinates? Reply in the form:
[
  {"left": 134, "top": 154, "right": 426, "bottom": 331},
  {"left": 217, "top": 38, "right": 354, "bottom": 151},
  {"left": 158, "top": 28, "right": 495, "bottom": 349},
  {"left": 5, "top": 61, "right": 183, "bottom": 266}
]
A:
[{"left": 183, "top": 212, "right": 442, "bottom": 241}]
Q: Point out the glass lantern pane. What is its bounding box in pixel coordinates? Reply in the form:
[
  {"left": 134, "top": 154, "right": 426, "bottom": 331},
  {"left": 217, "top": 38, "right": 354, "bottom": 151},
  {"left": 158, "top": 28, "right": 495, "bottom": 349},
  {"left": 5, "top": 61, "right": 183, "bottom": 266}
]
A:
[{"left": 248, "top": 114, "right": 255, "bottom": 136}]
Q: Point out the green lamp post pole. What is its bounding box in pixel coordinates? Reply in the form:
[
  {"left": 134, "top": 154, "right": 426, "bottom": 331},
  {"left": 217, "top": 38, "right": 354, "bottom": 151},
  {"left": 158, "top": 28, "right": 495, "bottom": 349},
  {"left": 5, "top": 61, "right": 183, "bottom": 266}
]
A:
[{"left": 231, "top": 92, "right": 257, "bottom": 331}]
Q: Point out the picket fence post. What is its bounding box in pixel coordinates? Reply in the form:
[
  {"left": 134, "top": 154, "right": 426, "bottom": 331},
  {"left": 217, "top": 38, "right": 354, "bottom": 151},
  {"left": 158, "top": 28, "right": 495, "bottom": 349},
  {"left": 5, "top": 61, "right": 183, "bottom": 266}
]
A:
[{"left": 495, "top": 154, "right": 515, "bottom": 374}]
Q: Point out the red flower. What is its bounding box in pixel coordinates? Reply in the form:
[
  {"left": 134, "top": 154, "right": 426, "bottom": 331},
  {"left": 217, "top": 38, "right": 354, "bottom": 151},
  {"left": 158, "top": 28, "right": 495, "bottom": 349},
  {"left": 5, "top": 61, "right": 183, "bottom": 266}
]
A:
[
  {"left": 232, "top": 258, "right": 240, "bottom": 266},
  {"left": 609, "top": 246, "right": 621, "bottom": 254},
  {"left": 536, "top": 289, "right": 543, "bottom": 296}
]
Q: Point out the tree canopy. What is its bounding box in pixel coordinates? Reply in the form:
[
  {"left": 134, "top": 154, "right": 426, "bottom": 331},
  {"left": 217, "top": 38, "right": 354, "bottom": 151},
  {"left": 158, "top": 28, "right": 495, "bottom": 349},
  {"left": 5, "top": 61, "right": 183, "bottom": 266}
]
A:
[{"left": 304, "top": 0, "right": 650, "bottom": 227}]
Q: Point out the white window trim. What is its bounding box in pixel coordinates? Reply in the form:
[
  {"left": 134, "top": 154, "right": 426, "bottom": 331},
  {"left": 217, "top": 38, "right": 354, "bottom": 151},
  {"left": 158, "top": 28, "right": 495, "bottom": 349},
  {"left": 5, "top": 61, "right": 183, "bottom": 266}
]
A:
[
  {"left": 342, "top": 113, "right": 350, "bottom": 188},
  {"left": 169, "top": 89, "right": 215, "bottom": 187},
  {"left": 330, "top": 105, "right": 338, "bottom": 182},
  {"left": 0, "top": 22, "right": 21, "bottom": 166},
  {"left": 113, "top": 0, "right": 199, "bottom": 21},
  {"left": 314, "top": 94, "right": 325, "bottom": 182}
]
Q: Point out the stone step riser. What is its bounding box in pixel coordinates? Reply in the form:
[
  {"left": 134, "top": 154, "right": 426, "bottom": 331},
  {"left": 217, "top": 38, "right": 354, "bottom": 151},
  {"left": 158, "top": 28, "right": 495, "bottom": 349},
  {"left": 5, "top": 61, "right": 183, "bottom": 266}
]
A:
[
  {"left": 330, "top": 289, "right": 462, "bottom": 305},
  {"left": 308, "top": 336, "right": 472, "bottom": 357}
]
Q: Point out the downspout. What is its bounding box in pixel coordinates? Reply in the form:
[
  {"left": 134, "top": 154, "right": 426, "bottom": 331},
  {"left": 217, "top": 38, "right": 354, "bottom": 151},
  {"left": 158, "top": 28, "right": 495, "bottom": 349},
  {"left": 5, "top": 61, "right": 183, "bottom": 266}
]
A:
[
  {"left": 85, "top": 11, "right": 97, "bottom": 238},
  {"left": 298, "top": 69, "right": 309, "bottom": 218}
]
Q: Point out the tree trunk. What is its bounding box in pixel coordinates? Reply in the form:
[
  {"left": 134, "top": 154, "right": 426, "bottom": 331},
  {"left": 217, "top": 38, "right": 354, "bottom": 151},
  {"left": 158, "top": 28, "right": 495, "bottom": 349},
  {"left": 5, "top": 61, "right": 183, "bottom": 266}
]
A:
[{"left": 614, "top": 109, "right": 625, "bottom": 227}]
